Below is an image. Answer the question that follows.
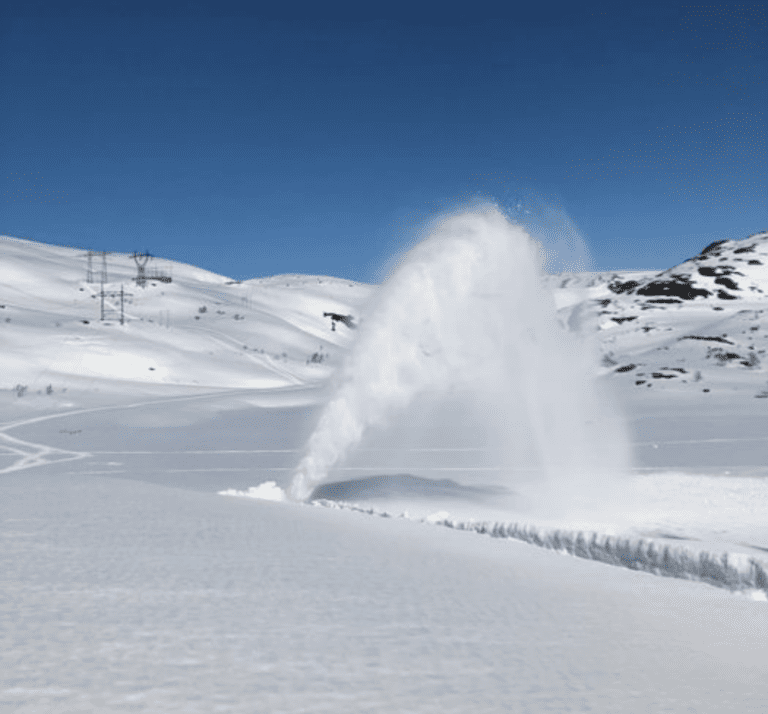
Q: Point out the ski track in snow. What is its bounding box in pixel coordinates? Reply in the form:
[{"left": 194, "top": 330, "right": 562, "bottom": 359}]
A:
[
  {"left": 0, "top": 389, "right": 251, "bottom": 474},
  {"left": 0, "top": 430, "right": 89, "bottom": 473},
  {"left": 189, "top": 325, "right": 303, "bottom": 384}
]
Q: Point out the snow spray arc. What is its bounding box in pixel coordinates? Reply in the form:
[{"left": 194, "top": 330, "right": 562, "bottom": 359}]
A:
[{"left": 289, "top": 206, "right": 630, "bottom": 504}]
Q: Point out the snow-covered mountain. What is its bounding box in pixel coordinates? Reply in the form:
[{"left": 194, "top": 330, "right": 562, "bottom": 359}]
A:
[
  {"left": 0, "top": 235, "right": 373, "bottom": 392},
  {"left": 545, "top": 232, "right": 768, "bottom": 398}
]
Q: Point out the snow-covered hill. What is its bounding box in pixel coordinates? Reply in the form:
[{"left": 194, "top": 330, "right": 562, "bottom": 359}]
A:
[
  {"left": 6, "top": 231, "right": 768, "bottom": 402},
  {"left": 0, "top": 235, "right": 373, "bottom": 392},
  {"left": 545, "top": 232, "right": 768, "bottom": 398}
]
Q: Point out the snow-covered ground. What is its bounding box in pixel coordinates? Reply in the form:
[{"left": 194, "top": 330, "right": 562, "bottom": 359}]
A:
[
  {"left": 0, "top": 235, "right": 371, "bottom": 391},
  {"left": 2, "top": 231, "right": 768, "bottom": 713}
]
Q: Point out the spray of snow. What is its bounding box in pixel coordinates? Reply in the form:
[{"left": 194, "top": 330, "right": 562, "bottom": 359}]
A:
[
  {"left": 425, "top": 510, "right": 451, "bottom": 524},
  {"left": 288, "top": 205, "right": 630, "bottom": 510},
  {"left": 218, "top": 481, "right": 287, "bottom": 502}
]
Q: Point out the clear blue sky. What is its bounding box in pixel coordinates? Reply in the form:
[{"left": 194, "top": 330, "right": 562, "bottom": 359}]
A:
[{"left": 1, "top": 1, "right": 765, "bottom": 282}]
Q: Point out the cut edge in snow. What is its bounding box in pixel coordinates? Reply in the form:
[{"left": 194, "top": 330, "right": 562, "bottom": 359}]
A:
[{"left": 309, "top": 498, "right": 768, "bottom": 597}]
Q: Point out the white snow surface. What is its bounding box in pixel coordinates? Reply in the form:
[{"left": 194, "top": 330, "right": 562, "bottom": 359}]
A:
[
  {"left": 0, "top": 234, "right": 371, "bottom": 391},
  {"left": 3, "top": 232, "right": 768, "bottom": 712}
]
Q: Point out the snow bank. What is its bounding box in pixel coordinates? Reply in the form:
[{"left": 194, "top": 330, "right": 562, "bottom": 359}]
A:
[{"left": 307, "top": 497, "right": 768, "bottom": 596}]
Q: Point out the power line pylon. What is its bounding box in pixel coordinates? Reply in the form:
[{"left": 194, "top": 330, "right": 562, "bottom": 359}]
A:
[
  {"left": 131, "top": 251, "right": 151, "bottom": 288},
  {"left": 85, "top": 250, "right": 110, "bottom": 284},
  {"left": 100, "top": 284, "right": 132, "bottom": 324},
  {"left": 86, "top": 250, "right": 94, "bottom": 283},
  {"left": 131, "top": 250, "right": 172, "bottom": 287},
  {"left": 99, "top": 251, "right": 108, "bottom": 284}
]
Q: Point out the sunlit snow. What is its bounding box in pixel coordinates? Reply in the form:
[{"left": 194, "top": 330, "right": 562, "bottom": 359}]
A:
[{"left": 3, "top": 223, "right": 768, "bottom": 713}]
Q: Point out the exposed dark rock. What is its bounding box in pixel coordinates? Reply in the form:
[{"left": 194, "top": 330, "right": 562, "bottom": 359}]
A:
[
  {"left": 709, "top": 351, "right": 742, "bottom": 362},
  {"left": 611, "top": 316, "right": 637, "bottom": 324},
  {"left": 701, "top": 240, "right": 728, "bottom": 255},
  {"left": 637, "top": 275, "right": 711, "bottom": 300},
  {"left": 714, "top": 277, "right": 740, "bottom": 290},
  {"left": 698, "top": 265, "right": 741, "bottom": 278},
  {"left": 680, "top": 335, "right": 734, "bottom": 344},
  {"left": 615, "top": 364, "right": 637, "bottom": 373},
  {"left": 741, "top": 353, "right": 760, "bottom": 368},
  {"left": 608, "top": 280, "right": 639, "bottom": 294},
  {"left": 717, "top": 290, "right": 738, "bottom": 300}
]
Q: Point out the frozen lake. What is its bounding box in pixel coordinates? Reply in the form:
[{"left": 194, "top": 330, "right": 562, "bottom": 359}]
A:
[{"left": 2, "top": 386, "right": 768, "bottom": 713}]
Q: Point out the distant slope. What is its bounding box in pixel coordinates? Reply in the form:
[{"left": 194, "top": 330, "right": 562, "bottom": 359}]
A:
[
  {"left": 0, "top": 236, "right": 374, "bottom": 391},
  {"left": 5, "top": 230, "right": 768, "bottom": 400},
  {"left": 557, "top": 232, "right": 768, "bottom": 398}
]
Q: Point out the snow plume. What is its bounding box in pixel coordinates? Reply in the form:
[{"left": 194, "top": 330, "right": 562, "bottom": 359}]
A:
[
  {"left": 502, "top": 187, "right": 593, "bottom": 274},
  {"left": 218, "top": 482, "right": 286, "bottom": 502},
  {"left": 289, "top": 205, "right": 630, "bottom": 507}
]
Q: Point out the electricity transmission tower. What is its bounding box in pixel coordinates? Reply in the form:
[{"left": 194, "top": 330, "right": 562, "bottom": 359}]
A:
[
  {"left": 85, "top": 250, "right": 110, "bottom": 284},
  {"left": 131, "top": 251, "right": 150, "bottom": 288},
  {"left": 131, "top": 251, "right": 172, "bottom": 288},
  {"left": 100, "top": 284, "right": 132, "bottom": 324}
]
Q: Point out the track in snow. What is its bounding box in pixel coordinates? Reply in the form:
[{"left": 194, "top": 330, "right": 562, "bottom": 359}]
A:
[{"left": 0, "top": 431, "right": 89, "bottom": 473}]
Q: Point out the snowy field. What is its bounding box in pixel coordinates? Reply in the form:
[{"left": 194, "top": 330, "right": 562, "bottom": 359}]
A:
[{"left": 3, "top": 225, "right": 768, "bottom": 713}]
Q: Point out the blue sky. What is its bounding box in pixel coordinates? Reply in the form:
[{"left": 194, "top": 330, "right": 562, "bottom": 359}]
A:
[{"left": 1, "top": 1, "right": 765, "bottom": 282}]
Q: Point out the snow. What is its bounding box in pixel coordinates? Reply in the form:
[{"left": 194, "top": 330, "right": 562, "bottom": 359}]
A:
[
  {"left": 0, "top": 234, "right": 371, "bottom": 391},
  {"left": 219, "top": 481, "right": 287, "bottom": 501},
  {"left": 3, "top": 230, "right": 768, "bottom": 712}
]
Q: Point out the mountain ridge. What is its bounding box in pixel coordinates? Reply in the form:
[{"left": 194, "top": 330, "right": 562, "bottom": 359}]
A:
[{"left": 4, "top": 231, "right": 768, "bottom": 400}]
